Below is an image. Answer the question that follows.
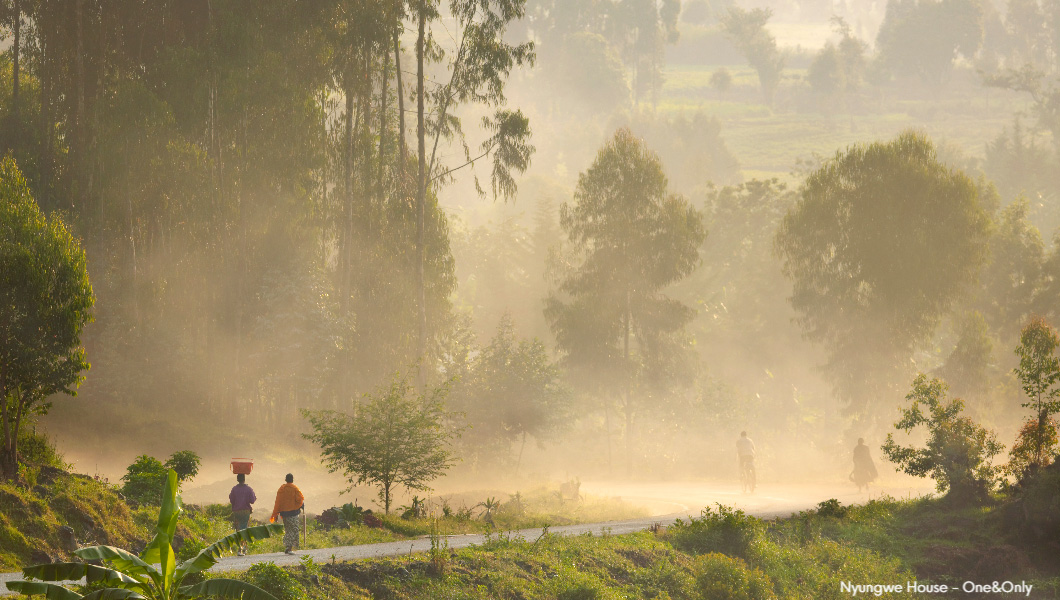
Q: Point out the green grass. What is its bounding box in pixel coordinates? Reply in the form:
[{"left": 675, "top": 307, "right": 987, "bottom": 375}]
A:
[
  {"left": 222, "top": 495, "right": 1060, "bottom": 599},
  {"left": 0, "top": 473, "right": 150, "bottom": 571}
]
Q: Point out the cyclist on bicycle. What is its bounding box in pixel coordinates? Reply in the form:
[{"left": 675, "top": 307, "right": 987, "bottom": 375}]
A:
[{"left": 736, "top": 431, "right": 756, "bottom": 491}]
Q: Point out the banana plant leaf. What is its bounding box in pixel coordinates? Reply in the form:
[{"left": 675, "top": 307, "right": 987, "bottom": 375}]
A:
[
  {"left": 22, "top": 563, "right": 145, "bottom": 591},
  {"left": 78, "top": 589, "right": 148, "bottom": 600},
  {"left": 5, "top": 580, "right": 82, "bottom": 600},
  {"left": 72, "top": 547, "right": 160, "bottom": 582},
  {"left": 140, "top": 471, "right": 181, "bottom": 594},
  {"left": 142, "top": 474, "right": 181, "bottom": 568},
  {"left": 179, "top": 578, "right": 278, "bottom": 600},
  {"left": 174, "top": 524, "right": 283, "bottom": 580}
]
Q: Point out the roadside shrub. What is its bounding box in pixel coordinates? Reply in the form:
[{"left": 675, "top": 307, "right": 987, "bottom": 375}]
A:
[
  {"left": 177, "top": 537, "right": 205, "bottom": 562},
  {"left": 815, "top": 499, "right": 848, "bottom": 519},
  {"left": 694, "top": 553, "right": 776, "bottom": 600},
  {"left": 164, "top": 451, "right": 201, "bottom": 484},
  {"left": 121, "top": 456, "right": 168, "bottom": 506},
  {"left": 1008, "top": 458, "right": 1060, "bottom": 544},
  {"left": 121, "top": 451, "right": 201, "bottom": 506},
  {"left": 1006, "top": 417, "right": 1058, "bottom": 482},
  {"left": 246, "top": 562, "right": 306, "bottom": 600},
  {"left": 882, "top": 374, "right": 1003, "bottom": 504},
  {"left": 17, "top": 430, "right": 65, "bottom": 469},
  {"left": 666, "top": 505, "right": 762, "bottom": 559}
]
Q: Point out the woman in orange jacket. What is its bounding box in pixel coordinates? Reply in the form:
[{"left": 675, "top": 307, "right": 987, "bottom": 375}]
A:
[{"left": 270, "top": 473, "right": 305, "bottom": 554}]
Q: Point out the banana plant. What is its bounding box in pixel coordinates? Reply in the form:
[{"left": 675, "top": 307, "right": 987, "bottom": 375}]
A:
[{"left": 6, "top": 470, "right": 284, "bottom": 600}]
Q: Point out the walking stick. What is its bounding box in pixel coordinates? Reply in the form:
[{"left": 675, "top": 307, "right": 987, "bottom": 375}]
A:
[{"left": 303, "top": 506, "right": 307, "bottom": 549}]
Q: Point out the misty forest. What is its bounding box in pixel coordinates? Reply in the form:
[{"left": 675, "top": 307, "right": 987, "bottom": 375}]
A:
[{"left": 3, "top": 0, "right": 1060, "bottom": 597}]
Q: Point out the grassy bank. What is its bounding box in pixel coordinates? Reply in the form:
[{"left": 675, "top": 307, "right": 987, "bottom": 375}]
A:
[
  {"left": 204, "top": 495, "right": 1060, "bottom": 600},
  {"left": 0, "top": 446, "right": 643, "bottom": 571}
]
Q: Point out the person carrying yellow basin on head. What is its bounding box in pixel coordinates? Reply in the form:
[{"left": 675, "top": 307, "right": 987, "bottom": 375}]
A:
[{"left": 270, "top": 473, "right": 305, "bottom": 555}]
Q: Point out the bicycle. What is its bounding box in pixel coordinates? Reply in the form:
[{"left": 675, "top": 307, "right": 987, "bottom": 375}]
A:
[{"left": 739, "top": 456, "right": 756, "bottom": 493}]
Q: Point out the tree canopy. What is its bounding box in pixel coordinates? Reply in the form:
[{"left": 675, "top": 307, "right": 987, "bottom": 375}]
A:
[
  {"left": 882, "top": 374, "right": 1003, "bottom": 501},
  {"left": 546, "top": 127, "right": 705, "bottom": 473},
  {"left": 775, "top": 131, "right": 990, "bottom": 417},
  {"left": 303, "top": 373, "right": 460, "bottom": 514},
  {"left": 0, "top": 157, "right": 94, "bottom": 480}
]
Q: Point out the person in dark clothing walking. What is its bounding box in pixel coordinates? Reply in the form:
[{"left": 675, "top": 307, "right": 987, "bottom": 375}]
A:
[
  {"left": 229, "top": 473, "right": 257, "bottom": 556},
  {"left": 851, "top": 438, "right": 878, "bottom": 492}
]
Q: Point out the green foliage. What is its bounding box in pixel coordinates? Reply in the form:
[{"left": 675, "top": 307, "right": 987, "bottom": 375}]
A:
[
  {"left": 339, "top": 503, "right": 364, "bottom": 526},
  {"left": 693, "top": 553, "right": 776, "bottom": 600},
  {"left": 882, "top": 374, "right": 1004, "bottom": 501},
  {"left": 1006, "top": 417, "right": 1059, "bottom": 479},
  {"left": 1014, "top": 317, "right": 1060, "bottom": 438},
  {"left": 545, "top": 32, "right": 629, "bottom": 114},
  {"left": 775, "top": 132, "right": 990, "bottom": 415},
  {"left": 875, "top": 0, "right": 983, "bottom": 86},
  {"left": 666, "top": 505, "right": 763, "bottom": 559},
  {"left": 1009, "top": 459, "right": 1060, "bottom": 544},
  {"left": 0, "top": 157, "right": 94, "bottom": 479},
  {"left": 815, "top": 499, "right": 849, "bottom": 519},
  {"left": 245, "top": 563, "right": 305, "bottom": 600},
  {"left": 303, "top": 373, "right": 460, "bottom": 514},
  {"left": 937, "top": 312, "right": 994, "bottom": 405},
  {"left": 16, "top": 429, "right": 66, "bottom": 470},
  {"left": 176, "top": 538, "right": 205, "bottom": 564},
  {"left": 546, "top": 128, "right": 705, "bottom": 471},
  {"left": 807, "top": 18, "right": 867, "bottom": 104},
  {"left": 619, "top": 110, "right": 741, "bottom": 192},
  {"left": 8, "top": 470, "right": 283, "bottom": 600},
  {"left": 163, "top": 452, "right": 201, "bottom": 484},
  {"left": 720, "top": 7, "right": 785, "bottom": 104},
  {"left": 121, "top": 456, "right": 168, "bottom": 507},
  {"left": 974, "top": 201, "right": 1045, "bottom": 335},
  {"left": 709, "top": 68, "right": 733, "bottom": 91},
  {"left": 448, "top": 314, "right": 571, "bottom": 467}
]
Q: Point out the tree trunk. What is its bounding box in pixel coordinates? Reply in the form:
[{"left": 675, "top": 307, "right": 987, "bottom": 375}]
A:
[
  {"left": 74, "top": 0, "right": 86, "bottom": 208},
  {"left": 12, "top": 0, "right": 20, "bottom": 121},
  {"left": 0, "top": 371, "right": 14, "bottom": 480},
  {"left": 1037, "top": 405, "right": 1047, "bottom": 467},
  {"left": 378, "top": 46, "right": 389, "bottom": 202},
  {"left": 95, "top": 0, "right": 106, "bottom": 239},
  {"left": 604, "top": 401, "right": 613, "bottom": 476},
  {"left": 0, "top": 448, "right": 15, "bottom": 481},
  {"left": 416, "top": 4, "right": 427, "bottom": 383},
  {"left": 515, "top": 431, "right": 527, "bottom": 475},
  {"left": 394, "top": 31, "right": 406, "bottom": 167},
  {"left": 360, "top": 47, "right": 373, "bottom": 236},
  {"left": 624, "top": 288, "right": 633, "bottom": 477}
]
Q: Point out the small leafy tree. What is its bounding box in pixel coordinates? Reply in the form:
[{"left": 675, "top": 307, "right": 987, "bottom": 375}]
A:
[
  {"left": 122, "top": 451, "right": 201, "bottom": 505},
  {"left": 303, "top": 373, "right": 459, "bottom": 514},
  {"left": 1005, "top": 417, "right": 1059, "bottom": 480},
  {"left": 545, "top": 128, "right": 705, "bottom": 476},
  {"left": 6, "top": 470, "right": 282, "bottom": 600},
  {"left": 164, "top": 451, "right": 202, "bottom": 484},
  {"left": 1012, "top": 317, "right": 1060, "bottom": 469},
  {"left": 121, "top": 456, "right": 168, "bottom": 506},
  {"left": 0, "top": 157, "right": 94, "bottom": 480},
  {"left": 451, "top": 314, "right": 571, "bottom": 471},
  {"left": 720, "top": 7, "right": 785, "bottom": 104},
  {"left": 882, "top": 375, "right": 1004, "bottom": 502}
]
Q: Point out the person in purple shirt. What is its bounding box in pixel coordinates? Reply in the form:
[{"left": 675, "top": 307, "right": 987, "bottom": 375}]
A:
[{"left": 229, "top": 473, "right": 257, "bottom": 556}]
